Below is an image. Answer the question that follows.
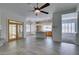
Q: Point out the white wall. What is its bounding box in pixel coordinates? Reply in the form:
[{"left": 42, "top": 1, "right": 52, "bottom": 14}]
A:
[
  {"left": 76, "top": 5, "right": 79, "bottom": 45},
  {"left": 0, "top": 11, "right": 1, "bottom": 39},
  {"left": 52, "top": 12, "right": 62, "bottom": 42},
  {"left": 0, "top": 9, "right": 26, "bottom": 42}
]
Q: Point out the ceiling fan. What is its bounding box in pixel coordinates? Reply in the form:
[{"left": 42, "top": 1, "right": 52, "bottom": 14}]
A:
[{"left": 32, "top": 3, "right": 50, "bottom": 16}]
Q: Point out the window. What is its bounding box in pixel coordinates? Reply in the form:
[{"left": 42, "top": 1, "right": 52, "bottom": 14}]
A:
[
  {"left": 26, "top": 24, "right": 30, "bottom": 32},
  {"left": 62, "top": 12, "right": 77, "bottom": 33},
  {"left": 62, "top": 23, "right": 76, "bottom": 33},
  {"left": 42, "top": 25, "right": 52, "bottom": 32},
  {"left": 72, "top": 23, "right": 75, "bottom": 33}
]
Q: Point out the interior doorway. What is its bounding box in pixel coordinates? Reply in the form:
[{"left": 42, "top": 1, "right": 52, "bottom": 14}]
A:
[{"left": 8, "top": 19, "right": 24, "bottom": 42}]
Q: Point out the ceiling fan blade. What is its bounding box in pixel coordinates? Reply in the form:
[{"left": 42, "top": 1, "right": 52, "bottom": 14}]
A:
[
  {"left": 40, "top": 11, "right": 49, "bottom": 14},
  {"left": 39, "top": 3, "right": 50, "bottom": 10}
]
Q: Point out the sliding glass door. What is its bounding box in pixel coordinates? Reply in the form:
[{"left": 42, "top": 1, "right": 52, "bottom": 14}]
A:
[
  {"left": 8, "top": 20, "right": 23, "bottom": 41},
  {"left": 9, "top": 24, "right": 17, "bottom": 40},
  {"left": 18, "top": 24, "right": 23, "bottom": 39}
]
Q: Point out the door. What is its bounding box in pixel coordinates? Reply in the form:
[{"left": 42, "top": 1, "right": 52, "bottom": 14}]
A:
[
  {"left": 17, "top": 24, "right": 23, "bottom": 39},
  {"left": 8, "top": 20, "right": 24, "bottom": 41},
  {"left": 9, "top": 24, "right": 17, "bottom": 41}
]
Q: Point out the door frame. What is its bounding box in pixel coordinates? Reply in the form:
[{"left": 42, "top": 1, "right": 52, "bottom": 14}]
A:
[{"left": 8, "top": 19, "right": 24, "bottom": 42}]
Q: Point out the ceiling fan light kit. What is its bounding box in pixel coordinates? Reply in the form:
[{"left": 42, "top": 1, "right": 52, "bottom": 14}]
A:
[
  {"left": 34, "top": 10, "right": 40, "bottom": 15},
  {"left": 31, "top": 3, "right": 50, "bottom": 16}
]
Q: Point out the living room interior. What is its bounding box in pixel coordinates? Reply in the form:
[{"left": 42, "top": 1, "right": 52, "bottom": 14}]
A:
[{"left": 0, "top": 3, "right": 79, "bottom": 55}]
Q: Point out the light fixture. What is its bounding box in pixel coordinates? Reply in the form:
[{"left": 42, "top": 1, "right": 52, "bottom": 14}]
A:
[{"left": 34, "top": 10, "right": 40, "bottom": 15}]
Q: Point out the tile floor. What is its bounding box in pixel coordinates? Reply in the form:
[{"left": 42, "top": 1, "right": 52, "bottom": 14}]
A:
[{"left": 0, "top": 36, "right": 79, "bottom": 55}]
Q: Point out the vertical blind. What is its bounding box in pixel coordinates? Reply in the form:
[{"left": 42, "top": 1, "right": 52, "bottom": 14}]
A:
[
  {"left": 62, "top": 23, "right": 76, "bottom": 33},
  {"left": 62, "top": 12, "right": 77, "bottom": 33}
]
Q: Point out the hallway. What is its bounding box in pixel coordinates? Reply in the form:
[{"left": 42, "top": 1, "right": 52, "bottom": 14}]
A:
[{"left": 0, "top": 36, "right": 79, "bottom": 55}]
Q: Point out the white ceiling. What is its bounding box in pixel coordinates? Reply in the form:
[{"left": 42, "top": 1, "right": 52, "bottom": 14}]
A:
[{"left": 0, "top": 3, "right": 78, "bottom": 22}]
